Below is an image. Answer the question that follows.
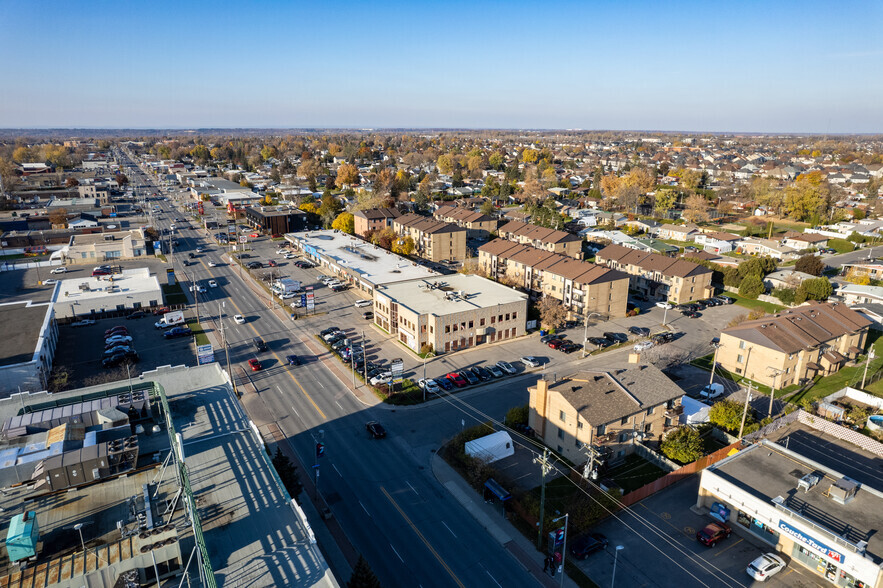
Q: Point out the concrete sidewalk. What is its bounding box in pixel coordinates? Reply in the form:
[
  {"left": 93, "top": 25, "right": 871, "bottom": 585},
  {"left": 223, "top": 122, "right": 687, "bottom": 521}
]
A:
[{"left": 431, "top": 453, "right": 579, "bottom": 588}]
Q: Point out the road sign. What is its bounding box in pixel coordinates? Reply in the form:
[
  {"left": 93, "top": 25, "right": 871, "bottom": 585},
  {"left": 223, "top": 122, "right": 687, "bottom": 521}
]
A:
[
  {"left": 239, "top": 235, "right": 248, "bottom": 244},
  {"left": 391, "top": 358, "right": 404, "bottom": 381},
  {"left": 196, "top": 344, "right": 214, "bottom": 365},
  {"left": 306, "top": 291, "right": 315, "bottom": 311},
  {"left": 316, "top": 443, "right": 325, "bottom": 458}
]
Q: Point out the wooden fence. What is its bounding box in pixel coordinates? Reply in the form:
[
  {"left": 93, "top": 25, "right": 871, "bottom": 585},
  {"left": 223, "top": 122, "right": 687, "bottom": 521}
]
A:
[{"left": 619, "top": 441, "right": 743, "bottom": 507}]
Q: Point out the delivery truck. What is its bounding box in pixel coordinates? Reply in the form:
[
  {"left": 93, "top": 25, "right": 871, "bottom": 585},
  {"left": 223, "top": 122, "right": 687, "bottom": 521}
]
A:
[{"left": 154, "top": 310, "right": 186, "bottom": 329}]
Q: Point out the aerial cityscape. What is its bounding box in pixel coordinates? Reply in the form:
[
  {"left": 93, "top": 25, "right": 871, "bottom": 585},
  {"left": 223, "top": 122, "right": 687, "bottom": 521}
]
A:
[{"left": 1, "top": 2, "right": 882, "bottom": 588}]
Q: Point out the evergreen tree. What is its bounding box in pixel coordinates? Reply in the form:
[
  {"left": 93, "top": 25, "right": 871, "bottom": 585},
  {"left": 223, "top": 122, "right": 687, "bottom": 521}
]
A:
[{"left": 347, "top": 556, "right": 382, "bottom": 588}]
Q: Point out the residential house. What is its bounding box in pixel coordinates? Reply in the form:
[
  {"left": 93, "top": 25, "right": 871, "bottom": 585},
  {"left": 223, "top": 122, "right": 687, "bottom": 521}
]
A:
[
  {"left": 478, "top": 239, "right": 630, "bottom": 319},
  {"left": 717, "top": 302, "right": 871, "bottom": 389},
  {"left": 497, "top": 220, "right": 582, "bottom": 259},
  {"left": 595, "top": 244, "right": 713, "bottom": 304},
  {"left": 781, "top": 231, "right": 829, "bottom": 251},
  {"left": 528, "top": 364, "right": 685, "bottom": 465},
  {"left": 694, "top": 231, "right": 741, "bottom": 254},
  {"left": 62, "top": 229, "right": 148, "bottom": 264},
  {"left": 837, "top": 284, "right": 883, "bottom": 306},
  {"left": 392, "top": 213, "right": 467, "bottom": 262},
  {"left": 352, "top": 207, "right": 401, "bottom": 238},
  {"left": 840, "top": 262, "right": 883, "bottom": 281},
  {"left": 433, "top": 205, "right": 498, "bottom": 240},
  {"left": 655, "top": 224, "right": 700, "bottom": 242},
  {"left": 763, "top": 269, "right": 816, "bottom": 292},
  {"left": 736, "top": 237, "right": 798, "bottom": 260}
]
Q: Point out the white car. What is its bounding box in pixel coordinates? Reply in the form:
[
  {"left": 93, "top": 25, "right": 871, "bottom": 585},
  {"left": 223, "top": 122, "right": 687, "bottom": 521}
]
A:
[
  {"left": 418, "top": 378, "right": 441, "bottom": 394},
  {"left": 746, "top": 553, "right": 786, "bottom": 582},
  {"left": 105, "top": 335, "right": 133, "bottom": 346},
  {"left": 284, "top": 253, "right": 295, "bottom": 259},
  {"left": 496, "top": 361, "right": 517, "bottom": 375},
  {"left": 43, "top": 279, "right": 58, "bottom": 285},
  {"left": 633, "top": 340, "right": 654, "bottom": 352},
  {"left": 50, "top": 267, "right": 67, "bottom": 274},
  {"left": 279, "top": 292, "right": 296, "bottom": 299},
  {"left": 233, "top": 315, "right": 246, "bottom": 324},
  {"left": 521, "top": 356, "right": 542, "bottom": 368},
  {"left": 699, "top": 383, "right": 725, "bottom": 401},
  {"left": 276, "top": 249, "right": 288, "bottom": 255},
  {"left": 354, "top": 299, "right": 372, "bottom": 308},
  {"left": 196, "top": 247, "right": 204, "bottom": 253},
  {"left": 370, "top": 372, "right": 393, "bottom": 386},
  {"left": 208, "top": 261, "right": 217, "bottom": 267},
  {"left": 655, "top": 301, "right": 673, "bottom": 309},
  {"left": 291, "top": 300, "right": 304, "bottom": 308},
  {"left": 189, "top": 285, "right": 206, "bottom": 293},
  {"left": 208, "top": 280, "right": 218, "bottom": 288},
  {"left": 71, "top": 319, "right": 96, "bottom": 327}
]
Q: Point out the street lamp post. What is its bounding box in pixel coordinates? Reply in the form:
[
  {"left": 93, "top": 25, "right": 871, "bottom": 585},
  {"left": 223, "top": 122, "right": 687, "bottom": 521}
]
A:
[
  {"left": 582, "top": 312, "right": 601, "bottom": 358},
  {"left": 768, "top": 367, "right": 784, "bottom": 418},
  {"left": 552, "top": 513, "right": 569, "bottom": 588},
  {"left": 611, "top": 545, "right": 624, "bottom": 588},
  {"left": 662, "top": 303, "right": 669, "bottom": 327}
]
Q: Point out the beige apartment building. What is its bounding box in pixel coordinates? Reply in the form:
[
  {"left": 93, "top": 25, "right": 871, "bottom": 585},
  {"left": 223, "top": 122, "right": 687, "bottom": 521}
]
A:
[
  {"left": 497, "top": 220, "right": 582, "bottom": 259},
  {"left": 528, "top": 364, "right": 685, "bottom": 465},
  {"left": 62, "top": 229, "right": 148, "bottom": 264},
  {"left": 718, "top": 302, "right": 871, "bottom": 389},
  {"left": 478, "top": 239, "right": 630, "bottom": 319},
  {"left": 595, "top": 244, "right": 713, "bottom": 304},
  {"left": 433, "top": 205, "right": 498, "bottom": 239},
  {"left": 372, "top": 274, "right": 528, "bottom": 354},
  {"left": 353, "top": 207, "right": 401, "bottom": 238},
  {"left": 392, "top": 213, "right": 467, "bottom": 262}
]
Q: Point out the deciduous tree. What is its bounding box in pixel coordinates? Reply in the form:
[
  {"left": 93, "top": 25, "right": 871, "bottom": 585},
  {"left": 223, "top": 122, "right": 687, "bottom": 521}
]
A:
[
  {"left": 738, "top": 274, "right": 764, "bottom": 299},
  {"left": 660, "top": 427, "right": 704, "bottom": 464},
  {"left": 682, "top": 194, "right": 709, "bottom": 223},
  {"left": 538, "top": 296, "right": 567, "bottom": 329},
  {"left": 336, "top": 163, "right": 359, "bottom": 188},
  {"left": 794, "top": 254, "right": 825, "bottom": 276},
  {"left": 654, "top": 190, "right": 677, "bottom": 217},
  {"left": 392, "top": 235, "right": 415, "bottom": 256},
  {"left": 331, "top": 212, "right": 355, "bottom": 234},
  {"left": 709, "top": 399, "right": 752, "bottom": 433}
]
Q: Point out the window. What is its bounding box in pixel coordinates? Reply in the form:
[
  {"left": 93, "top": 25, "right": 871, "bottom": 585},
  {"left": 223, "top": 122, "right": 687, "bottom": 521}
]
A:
[
  {"left": 445, "top": 325, "right": 450, "bottom": 333},
  {"left": 644, "top": 423, "right": 652, "bottom": 433},
  {"left": 596, "top": 424, "right": 606, "bottom": 435},
  {"left": 505, "top": 313, "right": 510, "bottom": 321},
  {"left": 557, "top": 429, "right": 564, "bottom": 439},
  {"left": 739, "top": 340, "right": 745, "bottom": 349},
  {"left": 559, "top": 410, "right": 566, "bottom": 422},
  {"left": 491, "top": 316, "right": 496, "bottom": 324},
  {"left": 577, "top": 421, "right": 583, "bottom": 429},
  {"left": 468, "top": 320, "right": 474, "bottom": 328},
  {"left": 646, "top": 406, "right": 655, "bottom": 416},
  {"left": 512, "top": 312, "right": 517, "bottom": 320},
  {"left": 498, "top": 315, "right": 503, "bottom": 323},
  {"left": 737, "top": 354, "right": 744, "bottom": 364},
  {"left": 480, "top": 318, "right": 486, "bottom": 326}
]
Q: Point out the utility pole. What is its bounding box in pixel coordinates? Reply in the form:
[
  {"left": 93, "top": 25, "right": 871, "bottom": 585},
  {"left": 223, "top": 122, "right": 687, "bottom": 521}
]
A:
[
  {"left": 709, "top": 342, "right": 722, "bottom": 386},
  {"left": 862, "top": 348, "right": 876, "bottom": 389},
  {"left": 535, "top": 448, "right": 554, "bottom": 549},
  {"left": 738, "top": 382, "right": 753, "bottom": 439},
  {"left": 219, "top": 302, "right": 237, "bottom": 397},
  {"left": 552, "top": 513, "right": 569, "bottom": 588},
  {"left": 768, "top": 368, "right": 783, "bottom": 418}
]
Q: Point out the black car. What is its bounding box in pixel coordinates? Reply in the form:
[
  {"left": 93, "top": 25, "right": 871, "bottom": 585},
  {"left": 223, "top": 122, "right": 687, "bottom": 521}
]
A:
[
  {"left": 603, "top": 332, "right": 628, "bottom": 343},
  {"left": 471, "top": 366, "right": 492, "bottom": 381},
  {"left": 628, "top": 326, "right": 650, "bottom": 337},
  {"left": 331, "top": 284, "right": 348, "bottom": 292},
  {"left": 188, "top": 252, "right": 196, "bottom": 259},
  {"left": 682, "top": 310, "right": 701, "bottom": 318},
  {"left": 253, "top": 338, "right": 268, "bottom": 352},
  {"left": 246, "top": 261, "right": 263, "bottom": 269},
  {"left": 366, "top": 421, "right": 387, "bottom": 439},
  {"left": 459, "top": 370, "right": 480, "bottom": 385},
  {"left": 588, "top": 337, "right": 612, "bottom": 348},
  {"left": 127, "top": 311, "right": 147, "bottom": 320},
  {"left": 164, "top": 326, "right": 192, "bottom": 339},
  {"left": 561, "top": 342, "right": 582, "bottom": 354},
  {"left": 320, "top": 327, "right": 341, "bottom": 337},
  {"left": 102, "top": 350, "right": 139, "bottom": 368},
  {"left": 570, "top": 533, "right": 609, "bottom": 559},
  {"left": 286, "top": 354, "right": 301, "bottom": 366},
  {"left": 652, "top": 332, "right": 677, "bottom": 344},
  {"left": 693, "top": 301, "right": 707, "bottom": 310}
]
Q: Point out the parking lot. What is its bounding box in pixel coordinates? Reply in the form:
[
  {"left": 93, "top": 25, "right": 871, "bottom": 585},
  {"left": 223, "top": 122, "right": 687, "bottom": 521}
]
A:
[
  {"left": 53, "top": 311, "right": 197, "bottom": 388},
  {"left": 578, "top": 476, "right": 826, "bottom": 588}
]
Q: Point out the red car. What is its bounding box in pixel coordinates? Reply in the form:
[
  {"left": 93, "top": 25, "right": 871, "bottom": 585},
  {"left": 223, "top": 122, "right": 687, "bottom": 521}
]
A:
[
  {"left": 547, "top": 339, "right": 564, "bottom": 350},
  {"left": 250, "top": 233, "right": 259, "bottom": 238},
  {"left": 248, "top": 359, "right": 262, "bottom": 371},
  {"left": 267, "top": 260, "right": 277, "bottom": 267},
  {"left": 696, "top": 522, "right": 731, "bottom": 547},
  {"left": 105, "top": 326, "right": 128, "bottom": 337},
  {"left": 153, "top": 306, "right": 171, "bottom": 315},
  {"left": 445, "top": 372, "right": 468, "bottom": 388}
]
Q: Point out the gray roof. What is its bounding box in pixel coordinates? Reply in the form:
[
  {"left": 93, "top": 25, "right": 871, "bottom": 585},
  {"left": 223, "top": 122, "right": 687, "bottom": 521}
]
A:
[{"left": 550, "top": 363, "right": 684, "bottom": 425}]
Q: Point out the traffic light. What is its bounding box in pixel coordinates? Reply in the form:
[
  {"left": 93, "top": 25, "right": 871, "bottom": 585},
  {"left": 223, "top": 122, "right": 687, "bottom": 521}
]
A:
[{"left": 316, "top": 443, "right": 325, "bottom": 458}]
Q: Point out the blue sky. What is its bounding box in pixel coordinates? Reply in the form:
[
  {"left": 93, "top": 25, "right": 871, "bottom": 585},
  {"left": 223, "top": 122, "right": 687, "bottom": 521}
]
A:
[{"left": 2, "top": 0, "right": 881, "bottom": 132}]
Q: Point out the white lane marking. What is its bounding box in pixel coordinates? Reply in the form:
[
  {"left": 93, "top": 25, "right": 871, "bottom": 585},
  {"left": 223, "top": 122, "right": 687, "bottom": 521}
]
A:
[
  {"left": 360, "top": 501, "right": 371, "bottom": 517},
  {"left": 442, "top": 521, "right": 457, "bottom": 538},
  {"left": 407, "top": 481, "right": 419, "bottom": 496},
  {"left": 390, "top": 544, "right": 404, "bottom": 563},
  {"left": 482, "top": 566, "right": 502, "bottom": 588},
  {"left": 335, "top": 400, "right": 343, "bottom": 411},
  {"left": 290, "top": 405, "right": 301, "bottom": 418},
  {"left": 332, "top": 463, "right": 342, "bottom": 477}
]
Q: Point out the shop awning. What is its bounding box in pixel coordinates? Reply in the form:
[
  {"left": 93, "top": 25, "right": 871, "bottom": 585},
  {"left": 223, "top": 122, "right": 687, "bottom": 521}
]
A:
[{"left": 484, "top": 478, "right": 511, "bottom": 501}]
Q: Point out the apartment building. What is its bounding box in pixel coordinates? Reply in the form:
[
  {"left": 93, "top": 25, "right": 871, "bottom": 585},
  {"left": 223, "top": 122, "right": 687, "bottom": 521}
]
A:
[
  {"left": 497, "top": 220, "right": 582, "bottom": 259},
  {"left": 352, "top": 207, "right": 401, "bottom": 238},
  {"left": 528, "top": 364, "right": 685, "bottom": 465},
  {"left": 392, "top": 213, "right": 467, "bottom": 262},
  {"left": 595, "top": 244, "right": 713, "bottom": 304},
  {"left": 717, "top": 302, "right": 871, "bottom": 389},
  {"left": 478, "top": 239, "right": 629, "bottom": 319},
  {"left": 372, "top": 274, "right": 528, "bottom": 354},
  {"left": 433, "top": 205, "right": 498, "bottom": 239}
]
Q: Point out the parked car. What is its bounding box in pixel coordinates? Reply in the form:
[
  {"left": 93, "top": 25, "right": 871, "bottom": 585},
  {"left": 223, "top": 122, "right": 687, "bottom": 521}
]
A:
[
  {"left": 370, "top": 372, "right": 392, "bottom": 386},
  {"left": 652, "top": 332, "right": 676, "bottom": 345},
  {"left": 471, "top": 366, "right": 492, "bottom": 381},
  {"left": 163, "top": 327, "right": 192, "bottom": 339},
  {"left": 127, "top": 311, "right": 147, "bottom": 320},
  {"left": 104, "top": 345, "right": 134, "bottom": 356},
  {"left": 105, "top": 335, "right": 133, "bottom": 347},
  {"left": 366, "top": 421, "right": 387, "bottom": 439},
  {"left": 487, "top": 364, "right": 505, "bottom": 378},
  {"left": 71, "top": 319, "right": 96, "bottom": 327},
  {"left": 459, "top": 370, "right": 479, "bottom": 385},
  {"left": 233, "top": 314, "right": 246, "bottom": 324},
  {"left": 267, "top": 260, "right": 277, "bottom": 267},
  {"left": 682, "top": 310, "right": 701, "bottom": 318},
  {"left": 588, "top": 337, "right": 612, "bottom": 348},
  {"left": 655, "top": 301, "right": 673, "bottom": 309},
  {"left": 633, "top": 340, "right": 654, "bottom": 352},
  {"left": 603, "top": 332, "right": 628, "bottom": 343},
  {"left": 716, "top": 295, "right": 735, "bottom": 304},
  {"left": 434, "top": 377, "right": 454, "bottom": 391},
  {"left": 50, "top": 266, "right": 67, "bottom": 274},
  {"left": 540, "top": 334, "right": 559, "bottom": 344},
  {"left": 102, "top": 351, "right": 139, "bottom": 368},
  {"left": 561, "top": 342, "right": 582, "bottom": 354},
  {"left": 286, "top": 354, "right": 301, "bottom": 366},
  {"left": 105, "top": 326, "right": 128, "bottom": 337},
  {"left": 746, "top": 553, "right": 786, "bottom": 582},
  {"left": 418, "top": 378, "right": 441, "bottom": 394},
  {"left": 699, "top": 383, "right": 725, "bottom": 401},
  {"left": 362, "top": 311, "right": 374, "bottom": 320},
  {"left": 521, "top": 356, "right": 542, "bottom": 368},
  {"left": 320, "top": 327, "right": 341, "bottom": 337},
  {"left": 628, "top": 326, "right": 650, "bottom": 337},
  {"left": 696, "top": 522, "right": 731, "bottom": 547},
  {"left": 331, "top": 284, "right": 348, "bottom": 292},
  {"left": 446, "top": 372, "right": 468, "bottom": 388},
  {"left": 569, "top": 533, "right": 609, "bottom": 560},
  {"left": 496, "top": 361, "right": 516, "bottom": 375},
  {"left": 547, "top": 338, "right": 565, "bottom": 350},
  {"left": 248, "top": 358, "right": 262, "bottom": 371},
  {"left": 354, "top": 299, "right": 372, "bottom": 308}
]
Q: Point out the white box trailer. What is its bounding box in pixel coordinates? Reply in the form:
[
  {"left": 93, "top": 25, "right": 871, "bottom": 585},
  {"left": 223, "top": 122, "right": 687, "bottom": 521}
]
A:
[
  {"left": 465, "top": 431, "right": 515, "bottom": 463},
  {"left": 154, "top": 310, "right": 185, "bottom": 329}
]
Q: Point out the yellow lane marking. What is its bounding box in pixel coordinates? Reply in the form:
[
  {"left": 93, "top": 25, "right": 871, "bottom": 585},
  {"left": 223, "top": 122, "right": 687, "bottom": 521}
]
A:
[{"left": 381, "top": 486, "right": 465, "bottom": 588}]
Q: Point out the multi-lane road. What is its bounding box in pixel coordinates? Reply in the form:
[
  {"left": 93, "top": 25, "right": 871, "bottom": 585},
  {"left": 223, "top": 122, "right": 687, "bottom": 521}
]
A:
[{"left": 118, "top": 151, "right": 541, "bottom": 587}]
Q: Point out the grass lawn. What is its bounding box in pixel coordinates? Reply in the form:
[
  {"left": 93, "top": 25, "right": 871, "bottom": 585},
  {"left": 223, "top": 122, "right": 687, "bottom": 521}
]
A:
[
  {"left": 185, "top": 319, "right": 210, "bottom": 346},
  {"left": 605, "top": 454, "right": 667, "bottom": 494},
  {"left": 788, "top": 332, "right": 883, "bottom": 404},
  {"left": 725, "top": 291, "right": 785, "bottom": 313},
  {"left": 828, "top": 238, "right": 855, "bottom": 254}
]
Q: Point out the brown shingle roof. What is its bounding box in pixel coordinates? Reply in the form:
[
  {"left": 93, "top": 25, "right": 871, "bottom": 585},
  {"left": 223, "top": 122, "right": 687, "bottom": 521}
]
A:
[
  {"left": 498, "top": 220, "right": 581, "bottom": 244},
  {"left": 479, "top": 239, "right": 627, "bottom": 285},
  {"left": 434, "top": 205, "right": 495, "bottom": 225},
  {"left": 353, "top": 207, "right": 401, "bottom": 221},
  {"left": 395, "top": 213, "right": 464, "bottom": 234},
  {"left": 596, "top": 244, "right": 711, "bottom": 279}
]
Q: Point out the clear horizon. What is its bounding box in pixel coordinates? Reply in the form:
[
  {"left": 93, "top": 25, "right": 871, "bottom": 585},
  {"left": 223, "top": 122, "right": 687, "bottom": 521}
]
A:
[{"left": 4, "top": 0, "right": 882, "bottom": 133}]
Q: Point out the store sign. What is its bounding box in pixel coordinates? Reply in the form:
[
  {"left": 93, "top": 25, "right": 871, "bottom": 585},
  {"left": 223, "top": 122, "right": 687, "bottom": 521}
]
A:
[
  {"left": 709, "top": 502, "right": 730, "bottom": 523},
  {"left": 778, "top": 520, "right": 844, "bottom": 564}
]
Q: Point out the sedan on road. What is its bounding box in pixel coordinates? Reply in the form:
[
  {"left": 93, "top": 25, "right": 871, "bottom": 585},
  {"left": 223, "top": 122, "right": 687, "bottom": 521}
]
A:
[
  {"left": 233, "top": 315, "right": 246, "bottom": 324},
  {"left": 208, "top": 280, "right": 218, "bottom": 288},
  {"left": 248, "top": 359, "right": 262, "bottom": 371},
  {"left": 354, "top": 299, "right": 372, "bottom": 308},
  {"left": 366, "top": 421, "right": 387, "bottom": 439},
  {"left": 208, "top": 261, "right": 218, "bottom": 267},
  {"left": 496, "top": 361, "right": 516, "bottom": 375},
  {"left": 521, "top": 356, "right": 542, "bottom": 368},
  {"left": 286, "top": 354, "right": 301, "bottom": 366}
]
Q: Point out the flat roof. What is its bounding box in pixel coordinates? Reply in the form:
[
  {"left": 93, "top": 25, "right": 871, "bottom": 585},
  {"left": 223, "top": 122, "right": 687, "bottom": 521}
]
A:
[
  {"left": 246, "top": 205, "right": 307, "bottom": 218},
  {"left": 709, "top": 440, "right": 883, "bottom": 563},
  {"left": 57, "top": 267, "right": 161, "bottom": 303},
  {"left": 0, "top": 301, "right": 52, "bottom": 368},
  {"left": 70, "top": 229, "right": 143, "bottom": 246},
  {"left": 287, "top": 230, "right": 437, "bottom": 287},
  {"left": 377, "top": 274, "right": 527, "bottom": 316}
]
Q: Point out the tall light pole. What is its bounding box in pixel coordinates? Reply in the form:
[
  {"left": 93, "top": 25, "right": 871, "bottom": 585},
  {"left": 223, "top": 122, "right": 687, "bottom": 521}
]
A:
[
  {"left": 768, "top": 367, "right": 784, "bottom": 418},
  {"left": 709, "top": 342, "right": 722, "bottom": 386},
  {"left": 862, "top": 348, "right": 876, "bottom": 389},
  {"left": 422, "top": 350, "right": 435, "bottom": 401},
  {"left": 662, "top": 303, "right": 670, "bottom": 327},
  {"left": 582, "top": 312, "right": 601, "bottom": 358},
  {"left": 552, "top": 513, "right": 569, "bottom": 588},
  {"left": 611, "top": 545, "right": 624, "bottom": 588}
]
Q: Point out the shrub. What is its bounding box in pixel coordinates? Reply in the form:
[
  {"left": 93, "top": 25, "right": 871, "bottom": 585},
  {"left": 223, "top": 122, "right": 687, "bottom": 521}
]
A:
[
  {"left": 709, "top": 399, "right": 753, "bottom": 433},
  {"left": 738, "top": 274, "right": 765, "bottom": 299},
  {"left": 504, "top": 405, "right": 529, "bottom": 427},
  {"left": 772, "top": 287, "right": 797, "bottom": 305}
]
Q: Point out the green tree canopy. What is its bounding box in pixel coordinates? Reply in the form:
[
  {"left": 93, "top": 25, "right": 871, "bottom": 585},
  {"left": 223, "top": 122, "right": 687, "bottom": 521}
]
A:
[
  {"left": 660, "top": 427, "right": 704, "bottom": 464},
  {"left": 709, "top": 399, "right": 752, "bottom": 433},
  {"left": 794, "top": 254, "right": 825, "bottom": 276},
  {"left": 347, "top": 555, "right": 382, "bottom": 588},
  {"left": 738, "top": 274, "right": 765, "bottom": 299}
]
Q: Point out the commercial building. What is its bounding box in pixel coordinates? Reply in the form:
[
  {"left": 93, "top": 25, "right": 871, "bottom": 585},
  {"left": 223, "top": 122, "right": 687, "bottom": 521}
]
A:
[
  {"left": 244, "top": 205, "right": 309, "bottom": 235},
  {"left": 391, "top": 213, "right": 467, "bottom": 262},
  {"left": 286, "top": 230, "right": 436, "bottom": 295},
  {"left": 0, "top": 299, "right": 58, "bottom": 396},
  {"left": 718, "top": 302, "right": 871, "bottom": 389},
  {"left": 595, "top": 244, "right": 713, "bottom": 304},
  {"left": 527, "top": 363, "right": 685, "bottom": 466},
  {"left": 0, "top": 363, "right": 336, "bottom": 588},
  {"left": 55, "top": 267, "right": 163, "bottom": 319},
  {"left": 433, "top": 205, "right": 498, "bottom": 239},
  {"left": 373, "top": 274, "right": 528, "bottom": 354},
  {"left": 352, "top": 207, "right": 401, "bottom": 238},
  {"left": 478, "top": 239, "right": 630, "bottom": 319},
  {"left": 497, "top": 220, "right": 582, "bottom": 259},
  {"left": 698, "top": 439, "right": 883, "bottom": 588},
  {"left": 62, "top": 228, "right": 148, "bottom": 265}
]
